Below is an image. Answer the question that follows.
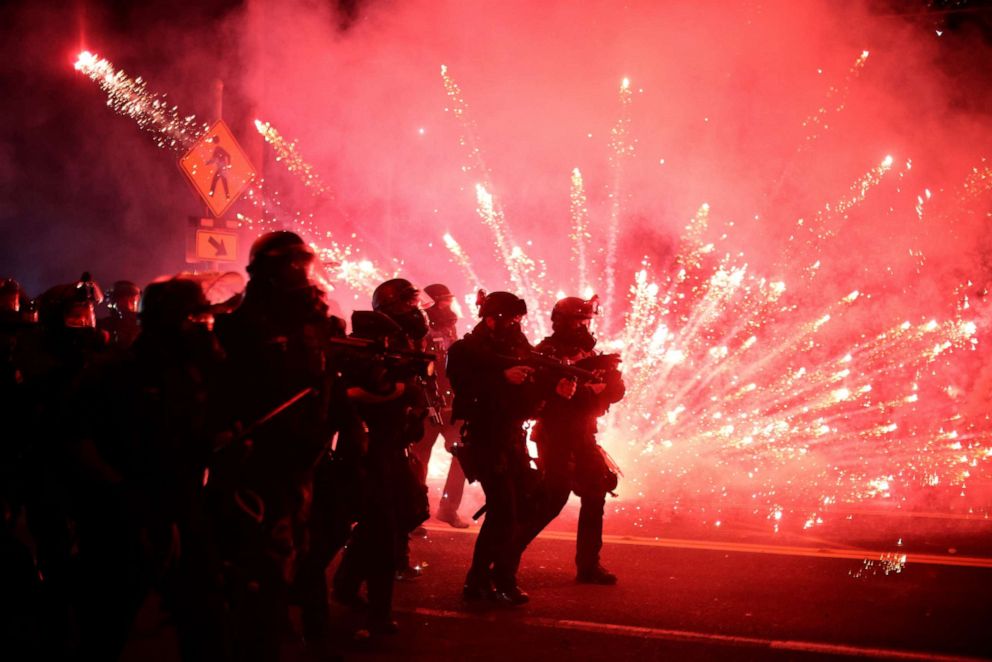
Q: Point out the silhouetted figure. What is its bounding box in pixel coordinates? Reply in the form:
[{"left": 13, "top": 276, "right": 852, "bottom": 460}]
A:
[
  {"left": 410, "top": 283, "right": 470, "bottom": 528},
  {"left": 17, "top": 275, "right": 107, "bottom": 657},
  {"left": 521, "top": 296, "right": 625, "bottom": 584},
  {"left": 333, "top": 279, "right": 431, "bottom": 635},
  {"left": 447, "top": 291, "right": 572, "bottom": 606},
  {"left": 71, "top": 277, "right": 227, "bottom": 660},
  {"left": 214, "top": 231, "right": 341, "bottom": 661},
  {"left": 98, "top": 280, "right": 141, "bottom": 350}
]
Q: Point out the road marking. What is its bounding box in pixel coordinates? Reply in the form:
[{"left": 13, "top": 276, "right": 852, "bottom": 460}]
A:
[
  {"left": 423, "top": 525, "right": 992, "bottom": 569},
  {"left": 839, "top": 508, "right": 990, "bottom": 522},
  {"left": 407, "top": 607, "right": 986, "bottom": 661}
]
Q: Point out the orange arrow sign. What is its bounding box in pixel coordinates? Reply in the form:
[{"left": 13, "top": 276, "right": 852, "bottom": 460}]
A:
[
  {"left": 180, "top": 120, "right": 256, "bottom": 218},
  {"left": 195, "top": 228, "right": 239, "bottom": 262}
]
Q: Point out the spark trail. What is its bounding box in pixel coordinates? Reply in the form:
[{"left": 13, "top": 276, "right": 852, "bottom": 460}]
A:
[
  {"left": 74, "top": 51, "right": 206, "bottom": 151},
  {"left": 441, "top": 64, "right": 549, "bottom": 335},
  {"left": 602, "top": 77, "right": 635, "bottom": 336},
  {"left": 75, "top": 52, "right": 387, "bottom": 297},
  {"left": 254, "top": 119, "right": 329, "bottom": 196},
  {"left": 570, "top": 167, "right": 591, "bottom": 294}
]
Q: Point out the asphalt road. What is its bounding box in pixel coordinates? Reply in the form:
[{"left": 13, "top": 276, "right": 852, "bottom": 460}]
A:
[{"left": 121, "top": 497, "right": 992, "bottom": 661}]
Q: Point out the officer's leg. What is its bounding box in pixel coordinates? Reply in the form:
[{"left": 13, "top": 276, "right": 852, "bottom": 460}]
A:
[
  {"left": 362, "top": 482, "right": 397, "bottom": 631},
  {"left": 574, "top": 445, "right": 616, "bottom": 584},
  {"left": 489, "top": 465, "right": 531, "bottom": 604},
  {"left": 409, "top": 429, "right": 438, "bottom": 483},
  {"left": 466, "top": 468, "right": 512, "bottom": 592},
  {"left": 576, "top": 491, "right": 606, "bottom": 571},
  {"left": 296, "top": 463, "right": 350, "bottom": 641},
  {"left": 438, "top": 424, "right": 467, "bottom": 515}
]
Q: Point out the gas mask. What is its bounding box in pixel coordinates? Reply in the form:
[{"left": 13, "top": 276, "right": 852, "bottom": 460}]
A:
[
  {"left": 556, "top": 323, "right": 597, "bottom": 354},
  {"left": 392, "top": 308, "right": 429, "bottom": 341}
]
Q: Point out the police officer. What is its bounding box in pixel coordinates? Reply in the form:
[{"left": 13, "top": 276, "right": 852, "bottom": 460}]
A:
[
  {"left": 71, "top": 277, "right": 227, "bottom": 660},
  {"left": 17, "top": 274, "right": 107, "bottom": 656},
  {"left": 214, "top": 231, "right": 343, "bottom": 661},
  {"left": 526, "top": 296, "right": 625, "bottom": 584},
  {"left": 332, "top": 278, "right": 430, "bottom": 634},
  {"left": 447, "top": 291, "right": 575, "bottom": 605},
  {"left": 98, "top": 280, "right": 141, "bottom": 349},
  {"left": 410, "top": 283, "right": 469, "bottom": 528}
]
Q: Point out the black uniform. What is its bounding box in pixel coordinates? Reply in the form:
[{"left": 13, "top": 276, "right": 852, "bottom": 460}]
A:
[
  {"left": 214, "top": 246, "right": 341, "bottom": 661},
  {"left": 447, "top": 316, "right": 547, "bottom": 601},
  {"left": 524, "top": 337, "right": 624, "bottom": 579},
  {"left": 332, "top": 308, "right": 430, "bottom": 633},
  {"left": 71, "top": 287, "right": 227, "bottom": 660}
]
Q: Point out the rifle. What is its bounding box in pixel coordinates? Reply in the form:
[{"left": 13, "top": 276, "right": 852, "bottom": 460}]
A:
[
  {"left": 496, "top": 349, "right": 599, "bottom": 382},
  {"left": 328, "top": 335, "right": 445, "bottom": 425},
  {"left": 326, "top": 336, "right": 437, "bottom": 378}
]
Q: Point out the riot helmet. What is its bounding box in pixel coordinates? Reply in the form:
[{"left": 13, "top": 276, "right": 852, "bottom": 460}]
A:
[
  {"left": 139, "top": 277, "right": 212, "bottom": 332},
  {"left": 372, "top": 278, "right": 428, "bottom": 340},
  {"left": 107, "top": 280, "right": 141, "bottom": 314},
  {"left": 37, "top": 274, "right": 103, "bottom": 330},
  {"left": 424, "top": 282, "right": 458, "bottom": 330},
  {"left": 424, "top": 283, "right": 454, "bottom": 304},
  {"left": 551, "top": 295, "right": 599, "bottom": 353},
  {"left": 478, "top": 291, "right": 527, "bottom": 320},
  {"left": 246, "top": 231, "right": 315, "bottom": 291},
  {"left": 372, "top": 279, "right": 420, "bottom": 315}
]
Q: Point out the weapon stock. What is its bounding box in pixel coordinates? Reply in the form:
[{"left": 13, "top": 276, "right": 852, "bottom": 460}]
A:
[{"left": 326, "top": 335, "right": 437, "bottom": 365}]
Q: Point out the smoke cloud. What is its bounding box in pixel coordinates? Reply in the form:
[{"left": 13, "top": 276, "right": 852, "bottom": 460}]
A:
[{"left": 1, "top": 0, "right": 990, "bottom": 526}]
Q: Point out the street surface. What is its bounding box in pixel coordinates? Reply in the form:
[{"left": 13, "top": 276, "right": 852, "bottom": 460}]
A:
[{"left": 122, "top": 489, "right": 992, "bottom": 661}]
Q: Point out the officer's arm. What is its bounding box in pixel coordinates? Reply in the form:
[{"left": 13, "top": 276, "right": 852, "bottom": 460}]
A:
[{"left": 347, "top": 381, "right": 405, "bottom": 403}]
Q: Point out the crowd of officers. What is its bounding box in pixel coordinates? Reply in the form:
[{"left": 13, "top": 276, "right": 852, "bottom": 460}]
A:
[{"left": 0, "top": 230, "right": 625, "bottom": 660}]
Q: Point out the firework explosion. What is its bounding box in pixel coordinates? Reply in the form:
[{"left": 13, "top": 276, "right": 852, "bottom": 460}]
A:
[
  {"left": 75, "top": 44, "right": 992, "bottom": 533},
  {"left": 431, "top": 52, "right": 992, "bottom": 532},
  {"left": 74, "top": 51, "right": 388, "bottom": 297}
]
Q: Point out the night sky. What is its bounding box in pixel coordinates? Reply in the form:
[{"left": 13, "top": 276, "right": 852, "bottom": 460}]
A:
[{"left": 0, "top": 0, "right": 989, "bottom": 299}]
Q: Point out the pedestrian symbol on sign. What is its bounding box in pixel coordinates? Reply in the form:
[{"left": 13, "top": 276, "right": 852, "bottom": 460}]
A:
[
  {"left": 206, "top": 136, "right": 231, "bottom": 199},
  {"left": 180, "top": 120, "right": 255, "bottom": 218}
]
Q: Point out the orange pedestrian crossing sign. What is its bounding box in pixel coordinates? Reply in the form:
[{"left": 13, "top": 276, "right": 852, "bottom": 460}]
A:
[
  {"left": 195, "top": 228, "right": 239, "bottom": 262},
  {"left": 180, "top": 120, "right": 256, "bottom": 218}
]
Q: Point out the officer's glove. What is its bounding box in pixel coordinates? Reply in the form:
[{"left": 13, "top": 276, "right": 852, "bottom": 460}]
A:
[
  {"left": 503, "top": 365, "right": 535, "bottom": 384},
  {"left": 585, "top": 381, "right": 607, "bottom": 395},
  {"left": 556, "top": 377, "right": 578, "bottom": 399}
]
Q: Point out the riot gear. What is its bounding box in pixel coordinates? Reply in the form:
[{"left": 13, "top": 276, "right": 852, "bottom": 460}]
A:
[
  {"left": 515, "top": 298, "right": 626, "bottom": 587},
  {"left": 372, "top": 279, "right": 429, "bottom": 341},
  {"left": 424, "top": 283, "right": 454, "bottom": 304},
  {"left": 478, "top": 291, "right": 527, "bottom": 320},
  {"left": 106, "top": 281, "right": 141, "bottom": 313},
  {"left": 551, "top": 295, "right": 598, "bottom": 325},
  {"left": 447, "top": 291, "right": 561, "bottom": 606},
  {"left": 246, "top": 231, "right": 315, "bottom": 292},
  {"left": 372, "top": 278, "right": 419, "bottom": 315},
  {"left": 139, "top": 278, "right": 211, "bottom": 332},
  {"left": 551, "top": 295, "right": 599, "bottom": 353},
  {"left": 37, "top": 282, "right": 98, "bottom": 331},
  {"left": 424, "top": 283, "right": 459, "bottom": 331}
]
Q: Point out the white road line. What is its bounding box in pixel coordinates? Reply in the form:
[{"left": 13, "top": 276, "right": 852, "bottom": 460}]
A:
[
  {"left": 423, "top": 525, "right": 992, "bottom": 569},
  {"left": 407, "top": 607, "right": 986, "bottom": 661}
]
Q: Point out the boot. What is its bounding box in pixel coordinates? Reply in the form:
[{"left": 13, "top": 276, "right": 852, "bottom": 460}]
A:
[
  {"left": 576, "top": 564, "right": 617, "bottom": 585},
  {"left": 436, "top": 505, "right": 470, "bottom": 529}
]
